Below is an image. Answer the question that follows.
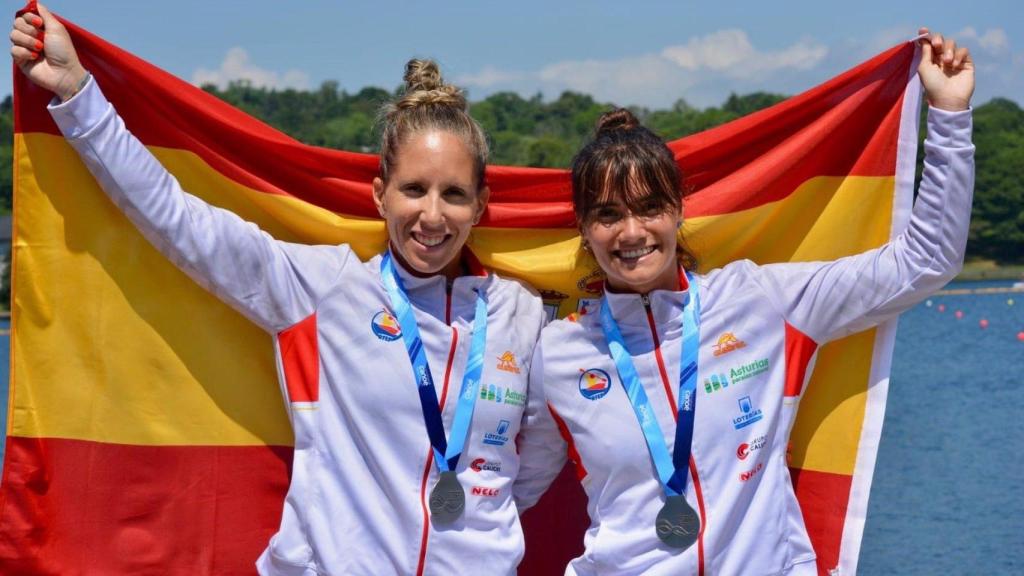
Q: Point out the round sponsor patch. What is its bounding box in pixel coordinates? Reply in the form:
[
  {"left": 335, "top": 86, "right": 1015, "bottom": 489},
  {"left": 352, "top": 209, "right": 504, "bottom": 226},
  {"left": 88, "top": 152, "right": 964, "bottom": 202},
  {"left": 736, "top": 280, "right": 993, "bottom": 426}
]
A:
[
  {"left": 371, "top": 310, "right": 402, "bottom": 341},
  {"left": 578, "top": 368, "right": 612, "bottom": 400}
]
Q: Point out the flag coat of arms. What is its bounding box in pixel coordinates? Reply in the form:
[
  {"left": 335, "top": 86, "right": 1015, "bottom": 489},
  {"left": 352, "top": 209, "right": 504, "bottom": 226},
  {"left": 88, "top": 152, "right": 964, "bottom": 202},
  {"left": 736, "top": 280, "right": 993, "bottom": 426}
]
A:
[{"left": 1, "top": 8, "right": 924, "bottom": 575}]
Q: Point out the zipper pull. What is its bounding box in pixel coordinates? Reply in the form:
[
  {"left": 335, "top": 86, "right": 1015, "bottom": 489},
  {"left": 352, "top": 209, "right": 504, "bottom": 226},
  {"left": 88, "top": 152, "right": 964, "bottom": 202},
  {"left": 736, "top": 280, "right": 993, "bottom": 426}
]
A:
[{"left": 641, "top": 294, "right": 651, "bottom": 307}]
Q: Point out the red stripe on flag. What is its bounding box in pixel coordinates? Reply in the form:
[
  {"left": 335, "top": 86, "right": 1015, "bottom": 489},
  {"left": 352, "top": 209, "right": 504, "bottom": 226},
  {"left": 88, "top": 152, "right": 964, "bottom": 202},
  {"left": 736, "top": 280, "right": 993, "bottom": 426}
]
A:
[
  {"left": 790, "top": 467, "right": 852, "bottom": 575},
  {"left": 519, "top": 464, "right": 589, "bottom": 576},
  {"left": 0, "top": 436, "right": 291, "bottom": 575}
]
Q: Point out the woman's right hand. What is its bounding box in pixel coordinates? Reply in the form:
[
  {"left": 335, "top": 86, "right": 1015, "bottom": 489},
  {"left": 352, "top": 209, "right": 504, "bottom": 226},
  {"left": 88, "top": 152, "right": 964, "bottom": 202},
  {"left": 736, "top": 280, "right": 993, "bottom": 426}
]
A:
[{"left": 10, "top": 2, "right": 87, "bottom": 102}]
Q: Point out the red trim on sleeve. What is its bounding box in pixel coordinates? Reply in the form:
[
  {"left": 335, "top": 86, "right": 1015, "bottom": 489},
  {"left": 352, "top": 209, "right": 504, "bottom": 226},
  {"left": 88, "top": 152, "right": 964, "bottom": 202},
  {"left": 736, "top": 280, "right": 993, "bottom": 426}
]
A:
[
  {"left": 784, "top": 322, "right": 819, "bottom": 397},
  {"left": 547, "top": 404, "right": 588, "bottom": 482},
  {"left": 277, "top": 313, "right": 320, "bottom": 403}
]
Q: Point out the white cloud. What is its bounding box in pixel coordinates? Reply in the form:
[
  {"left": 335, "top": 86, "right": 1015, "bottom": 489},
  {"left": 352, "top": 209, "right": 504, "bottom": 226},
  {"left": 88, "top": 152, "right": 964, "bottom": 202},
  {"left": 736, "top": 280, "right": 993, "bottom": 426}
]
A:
[
  {"left": 191, "top": 47, "right": 311, "bottom": 90},
  {"left": 456, "top": 29, "right": 828, "bottom": 108},
  {"left": 862, "top": 27, "right": 918, "bottom": 57},
  {"left": 978, "top": 29, "right": 1010, "bottom": 55},
  {"left": 536, "top": 54, "right": 691, "bottom": 104},
  {"left": 455, "top": 65, "right": 526, "bottom": 88},
  {"left": 660, "top": 29, "right": 827, "bottom": 78},
  {"left": 955, "top": 27, "right": 1010, "bottom": 55}
]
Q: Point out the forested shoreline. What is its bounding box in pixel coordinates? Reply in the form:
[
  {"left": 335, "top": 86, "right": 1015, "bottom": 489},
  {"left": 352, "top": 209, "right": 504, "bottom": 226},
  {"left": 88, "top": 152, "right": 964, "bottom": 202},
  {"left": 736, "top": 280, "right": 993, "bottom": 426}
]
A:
[{"left": 1, "top": 82, "right": 1020, "bottom": 263}]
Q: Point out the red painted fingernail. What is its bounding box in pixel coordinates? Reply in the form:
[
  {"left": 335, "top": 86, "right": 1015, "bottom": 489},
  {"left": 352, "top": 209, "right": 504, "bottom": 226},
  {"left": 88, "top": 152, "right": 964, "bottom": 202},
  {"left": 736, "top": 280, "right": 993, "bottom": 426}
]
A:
[
  {"left": 34, "top": 40, "right": 43, "bottom": 51},
  {"left": 29, "top": 51, "right": 38, "bottom": 60}
]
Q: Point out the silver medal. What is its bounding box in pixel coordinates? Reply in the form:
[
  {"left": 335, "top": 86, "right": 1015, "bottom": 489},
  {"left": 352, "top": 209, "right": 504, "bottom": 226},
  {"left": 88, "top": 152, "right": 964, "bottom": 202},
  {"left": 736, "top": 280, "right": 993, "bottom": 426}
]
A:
[
  {"left": 655, "top": 494, "right": 700, "bottom": 550},
  {"left": 429, "top": 470, "right": 465, "bottom": 524}
]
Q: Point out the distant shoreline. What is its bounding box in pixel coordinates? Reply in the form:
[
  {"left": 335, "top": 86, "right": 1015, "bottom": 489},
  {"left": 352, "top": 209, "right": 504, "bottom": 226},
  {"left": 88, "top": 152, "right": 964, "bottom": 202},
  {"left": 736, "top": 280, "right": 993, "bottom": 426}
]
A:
[{"left": 956, "top": 261, "right": 1024, "bottom": 282}]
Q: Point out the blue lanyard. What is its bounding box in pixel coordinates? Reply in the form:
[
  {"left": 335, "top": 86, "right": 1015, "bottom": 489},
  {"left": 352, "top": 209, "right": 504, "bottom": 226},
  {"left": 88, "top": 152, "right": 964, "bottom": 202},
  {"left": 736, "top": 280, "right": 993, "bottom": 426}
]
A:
[
  {"left": 381, "top": 251, "right": 488, "bottom": 473},
  {"left": 599, "top": 275, "right": 700, "bottom": 497}
]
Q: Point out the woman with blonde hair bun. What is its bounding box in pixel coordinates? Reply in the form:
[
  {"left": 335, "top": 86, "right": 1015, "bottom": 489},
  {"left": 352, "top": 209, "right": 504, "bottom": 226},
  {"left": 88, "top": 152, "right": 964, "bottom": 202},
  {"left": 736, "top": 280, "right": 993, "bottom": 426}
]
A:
[{"left": 11, "top": 4, "right": 545, "bottom": 575}]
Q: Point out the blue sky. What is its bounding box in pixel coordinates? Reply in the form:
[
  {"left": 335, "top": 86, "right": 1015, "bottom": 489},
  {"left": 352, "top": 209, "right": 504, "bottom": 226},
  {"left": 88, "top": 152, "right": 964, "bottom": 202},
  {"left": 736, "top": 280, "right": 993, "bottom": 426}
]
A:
[{"left": 5, "top": 1, "right": 1021, "bottom": 108}]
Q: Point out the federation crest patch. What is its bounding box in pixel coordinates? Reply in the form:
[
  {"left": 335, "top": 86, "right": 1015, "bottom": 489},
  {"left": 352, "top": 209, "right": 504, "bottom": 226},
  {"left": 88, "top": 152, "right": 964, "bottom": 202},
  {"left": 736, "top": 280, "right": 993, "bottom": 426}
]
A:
[
  {"left": 371, "top": 310, "right": 402, "bottom": 341},
  {"left": 578, "top": 368, "right": 612, "bottom": 400}
]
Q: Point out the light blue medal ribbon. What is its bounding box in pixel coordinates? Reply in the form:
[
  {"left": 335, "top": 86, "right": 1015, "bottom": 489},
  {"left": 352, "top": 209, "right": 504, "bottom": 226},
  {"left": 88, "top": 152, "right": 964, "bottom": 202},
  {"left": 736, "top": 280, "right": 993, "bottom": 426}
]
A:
[
  {"left": 599, "top": 274, "right": 700, "bottom": 498},
  {"left": 601, "top": 275, "right": 702, "bottom": 547},
  {"left": 380, "top": 251, "right": 488, "bottom": 474}
]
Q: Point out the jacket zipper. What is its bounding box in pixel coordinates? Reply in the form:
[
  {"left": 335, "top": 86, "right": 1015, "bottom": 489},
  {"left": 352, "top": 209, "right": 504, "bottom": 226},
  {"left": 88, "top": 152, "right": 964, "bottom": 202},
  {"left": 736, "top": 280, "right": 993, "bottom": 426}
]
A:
[{"left": 641, "top": 294, "right": 707, "bottom": 575}]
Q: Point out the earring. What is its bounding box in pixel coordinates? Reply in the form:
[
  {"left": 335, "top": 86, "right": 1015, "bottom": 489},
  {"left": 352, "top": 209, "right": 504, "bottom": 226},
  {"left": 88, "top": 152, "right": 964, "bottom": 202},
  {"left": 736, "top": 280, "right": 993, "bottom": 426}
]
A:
[{"left": 581, "top": 239, "right": 591, "bottom": 252}]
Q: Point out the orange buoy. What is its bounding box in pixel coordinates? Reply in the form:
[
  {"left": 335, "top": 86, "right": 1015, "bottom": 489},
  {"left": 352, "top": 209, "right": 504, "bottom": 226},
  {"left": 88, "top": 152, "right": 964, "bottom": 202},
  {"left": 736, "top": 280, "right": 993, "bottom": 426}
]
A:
[
  {"left": 955, "top": 310, "right": 964, "bottom": 319},
  {"left": 938, "top": 304, "right": 946, "bottom": 312},
  {"left": 979, "top": 319, "right": 989, "bottom": 329}
]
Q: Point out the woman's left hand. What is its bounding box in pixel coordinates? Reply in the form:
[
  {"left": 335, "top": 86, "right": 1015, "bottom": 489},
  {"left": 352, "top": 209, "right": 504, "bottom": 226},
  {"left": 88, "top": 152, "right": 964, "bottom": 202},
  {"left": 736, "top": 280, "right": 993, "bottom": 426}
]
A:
[{"left": 917, "top": 27, "right": 974, "bottom": 112}]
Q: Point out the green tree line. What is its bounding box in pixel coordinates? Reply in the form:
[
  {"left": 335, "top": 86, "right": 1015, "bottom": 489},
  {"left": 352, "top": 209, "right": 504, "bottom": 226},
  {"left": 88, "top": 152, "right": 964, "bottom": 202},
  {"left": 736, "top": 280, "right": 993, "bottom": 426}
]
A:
[{"left": 0, "top": 83, "right": 1020, "bottom": 263}]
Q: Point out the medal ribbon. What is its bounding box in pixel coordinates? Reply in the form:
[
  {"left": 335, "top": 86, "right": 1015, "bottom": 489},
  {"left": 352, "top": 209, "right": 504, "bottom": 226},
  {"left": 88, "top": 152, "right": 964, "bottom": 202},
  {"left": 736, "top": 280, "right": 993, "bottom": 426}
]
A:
[
  {"left": 381, "top": 251, "right": 488, "bottom": 473},
  {"left": 599, "top": 274, "right": 700, "bottom": 497}
]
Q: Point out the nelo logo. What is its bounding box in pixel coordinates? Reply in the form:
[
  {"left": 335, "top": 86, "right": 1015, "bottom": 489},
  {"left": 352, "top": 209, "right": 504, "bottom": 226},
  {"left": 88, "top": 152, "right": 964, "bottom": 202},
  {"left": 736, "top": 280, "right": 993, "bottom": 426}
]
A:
[
  {"left": 578, "top": 368, "right": 612, "bottom": 400},
  {"left": 470, "top": 458, "right": 502, "bottom": 473},
  {"left": 370, "top": 310, "right": 402, "bottom": 342},
  {"left": 471, "top": 486, "right": 500, "bottom": 497},
  {"left": 739, "top": 462, "right": 764, "bottom": 482}
]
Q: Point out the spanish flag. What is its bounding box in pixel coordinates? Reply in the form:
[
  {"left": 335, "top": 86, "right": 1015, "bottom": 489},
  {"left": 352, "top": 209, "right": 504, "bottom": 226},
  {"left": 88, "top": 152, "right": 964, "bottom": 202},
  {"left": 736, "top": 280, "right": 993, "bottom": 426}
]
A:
[{"left": 1, "top": 7, "right": 923, "bottom": 576}]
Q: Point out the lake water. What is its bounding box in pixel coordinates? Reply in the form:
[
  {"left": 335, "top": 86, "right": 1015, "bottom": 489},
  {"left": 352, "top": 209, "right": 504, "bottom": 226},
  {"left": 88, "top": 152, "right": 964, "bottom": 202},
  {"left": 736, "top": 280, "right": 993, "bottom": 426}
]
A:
[{"left": 1, "top": 281, "right": 1022, "bottom": 573}]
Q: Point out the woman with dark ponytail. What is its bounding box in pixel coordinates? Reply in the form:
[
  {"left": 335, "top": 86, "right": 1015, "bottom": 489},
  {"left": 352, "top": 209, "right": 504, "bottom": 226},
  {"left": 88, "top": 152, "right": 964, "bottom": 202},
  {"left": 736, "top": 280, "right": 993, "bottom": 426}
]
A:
[
  {"left": 11, "top": 5, "right": 545, "bottom": 575},
  {"left": 515, "top": 30, "right": 975, "bottom": 575}
]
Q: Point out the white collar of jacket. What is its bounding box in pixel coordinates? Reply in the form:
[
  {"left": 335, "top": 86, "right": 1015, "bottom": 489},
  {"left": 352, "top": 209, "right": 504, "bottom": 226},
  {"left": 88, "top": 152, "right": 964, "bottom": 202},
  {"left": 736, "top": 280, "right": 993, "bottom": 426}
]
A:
[
  {"left": 371, "top": 248, "right": 499, "bottom": 325},
  {"left": 599, "top": 268, "right": 692, "bottom": 333}
]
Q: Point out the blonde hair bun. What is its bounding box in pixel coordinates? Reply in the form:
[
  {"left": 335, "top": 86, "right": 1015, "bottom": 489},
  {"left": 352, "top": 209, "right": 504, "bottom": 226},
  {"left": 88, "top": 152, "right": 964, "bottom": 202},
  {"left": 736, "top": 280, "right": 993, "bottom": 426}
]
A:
[{"left": 397, "top": 59, "right": 467, "bottom": 110}]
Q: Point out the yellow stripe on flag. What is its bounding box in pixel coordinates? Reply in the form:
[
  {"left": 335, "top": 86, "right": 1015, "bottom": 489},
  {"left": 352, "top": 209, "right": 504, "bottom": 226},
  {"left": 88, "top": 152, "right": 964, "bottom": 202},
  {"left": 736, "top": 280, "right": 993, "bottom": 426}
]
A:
[
  {"left": 13, "top": 134, "right": 292, "bottom": 445},
  {"left": 791, "top": 330, "right": 875, "bottom": 475}
]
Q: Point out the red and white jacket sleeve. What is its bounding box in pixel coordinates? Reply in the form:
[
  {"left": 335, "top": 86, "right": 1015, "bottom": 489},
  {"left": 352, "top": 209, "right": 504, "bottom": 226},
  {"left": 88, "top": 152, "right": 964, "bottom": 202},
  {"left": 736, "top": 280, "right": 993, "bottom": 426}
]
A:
[
  {"left": 48, "top": 77, "right": 350, "bottom": 334},
  {"left": 745, "top": 106, "right": 974, "bottom": 344}
]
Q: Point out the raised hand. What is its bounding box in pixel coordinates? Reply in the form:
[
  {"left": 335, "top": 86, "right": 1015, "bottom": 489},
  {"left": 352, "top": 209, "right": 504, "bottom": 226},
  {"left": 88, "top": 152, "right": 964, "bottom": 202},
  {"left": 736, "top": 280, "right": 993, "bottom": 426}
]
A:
[
  {"left": 918, "top": 27, "right": 974, "bottom": 112},
  {"left": 9, "top": 2, "right": 87, "bottom": 102}
]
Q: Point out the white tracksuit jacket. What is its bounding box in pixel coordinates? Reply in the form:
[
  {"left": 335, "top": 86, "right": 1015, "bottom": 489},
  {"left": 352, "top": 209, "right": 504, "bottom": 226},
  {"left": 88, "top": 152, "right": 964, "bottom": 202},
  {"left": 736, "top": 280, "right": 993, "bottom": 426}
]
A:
[
  {"left": 51, "top": 78, "right": 545, "bottom": 576},
  {"left": 513, "top": 106, "right": 974, "bottom": 576}
]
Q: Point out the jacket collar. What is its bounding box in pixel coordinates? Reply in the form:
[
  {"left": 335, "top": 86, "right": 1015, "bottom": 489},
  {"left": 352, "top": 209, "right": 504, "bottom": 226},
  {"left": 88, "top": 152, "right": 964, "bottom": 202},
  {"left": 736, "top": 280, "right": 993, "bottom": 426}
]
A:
[
  {"left": 378, "top": 247, "right": 495, "bottom": 326},
  {"left": 600, "top": 267, "right": 692, "bottom": 333}
]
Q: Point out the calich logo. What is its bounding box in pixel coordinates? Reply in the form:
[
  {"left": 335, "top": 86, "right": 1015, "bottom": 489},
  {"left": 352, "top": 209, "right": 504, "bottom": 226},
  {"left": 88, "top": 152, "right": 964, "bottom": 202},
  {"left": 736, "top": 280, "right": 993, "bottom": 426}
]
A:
[
  {"left": 370, "top": 310, "right": 402, "bottom": 342},
  {"left": 578, "top": 368, "right": 612, "bottom": 400}
]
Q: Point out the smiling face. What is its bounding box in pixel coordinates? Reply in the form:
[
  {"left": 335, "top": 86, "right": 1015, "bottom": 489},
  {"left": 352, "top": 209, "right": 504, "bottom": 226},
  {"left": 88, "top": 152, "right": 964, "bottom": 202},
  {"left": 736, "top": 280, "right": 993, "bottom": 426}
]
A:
[
  {"left": 373, "top": 130, "right": 488, "bottom": 278},
  {"left": 581, "top": 185, "right": 683, "bottom": 294}
]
